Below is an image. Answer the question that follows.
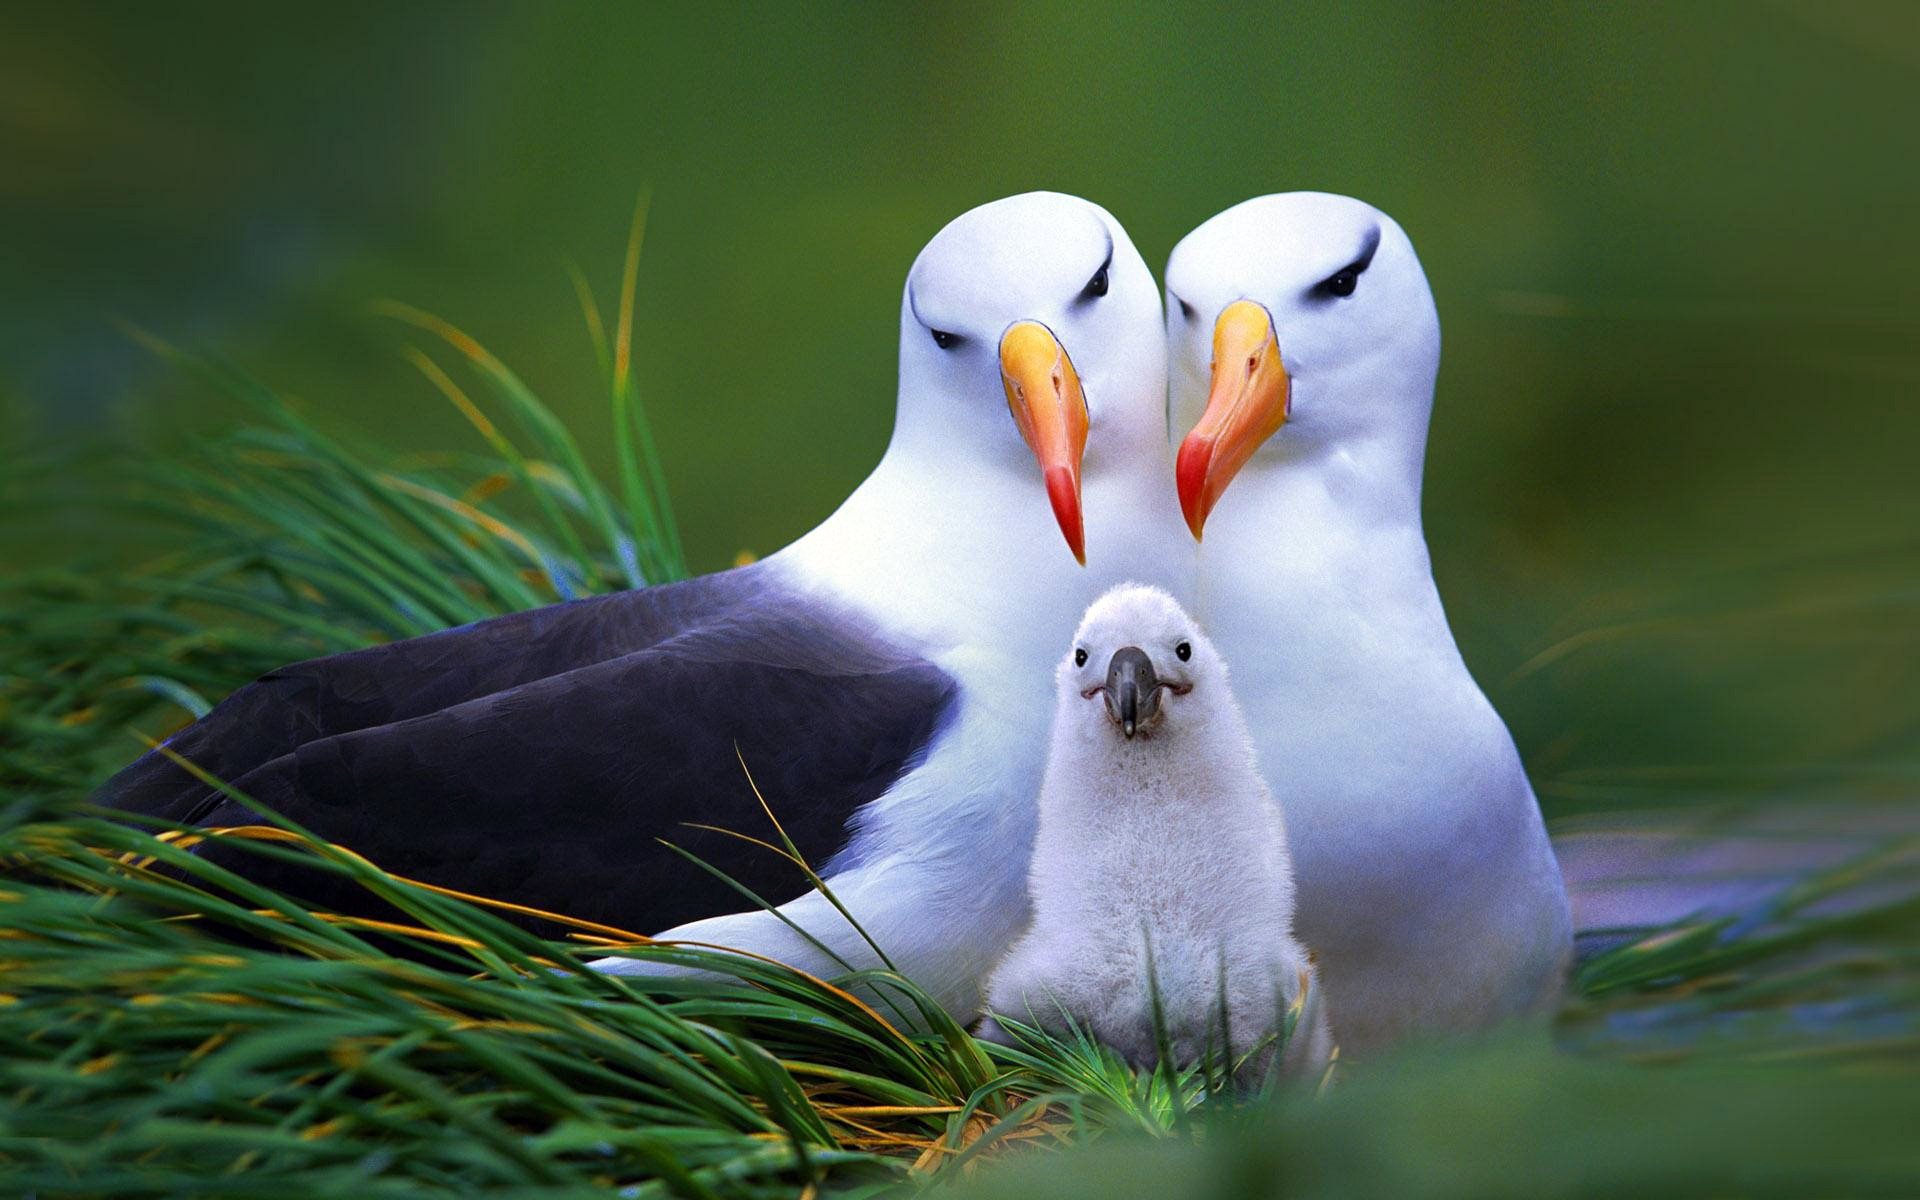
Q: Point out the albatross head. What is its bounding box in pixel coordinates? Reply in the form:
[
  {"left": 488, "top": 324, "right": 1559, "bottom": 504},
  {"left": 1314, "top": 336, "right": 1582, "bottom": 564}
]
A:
[
  {"left": 1164, "top": 193, "right": 1441, "bottom": 539},
  {"left": 1059, "top": 584, "right": 1222, "bottom": 743},
  {"left": 894, "top": 192, "right": 1166, "bottom": 566}
]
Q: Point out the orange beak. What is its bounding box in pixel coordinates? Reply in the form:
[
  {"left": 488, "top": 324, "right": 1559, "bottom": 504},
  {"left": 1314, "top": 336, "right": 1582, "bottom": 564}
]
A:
[
  {"left": 1175, "top": 300, "right": 1290, "bottom": 540},
  {"left": 1000, "top": 320, "right": 1090, "bottom": 565}
]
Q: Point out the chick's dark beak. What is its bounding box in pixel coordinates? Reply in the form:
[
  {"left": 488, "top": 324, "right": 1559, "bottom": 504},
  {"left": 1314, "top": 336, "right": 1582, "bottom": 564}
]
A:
[{"left": 1103, "top": 646, "right": 1161, "bottom": 739}]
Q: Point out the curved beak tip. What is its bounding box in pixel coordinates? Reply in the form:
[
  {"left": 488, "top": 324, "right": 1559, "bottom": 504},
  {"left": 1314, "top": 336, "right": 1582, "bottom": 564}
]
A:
[
  {"left": 1174, "top": 435, "right": 1214, "bottom": 541},
  {"left": 1042, "top": 465, "right": 1086, "bottom": 566}
]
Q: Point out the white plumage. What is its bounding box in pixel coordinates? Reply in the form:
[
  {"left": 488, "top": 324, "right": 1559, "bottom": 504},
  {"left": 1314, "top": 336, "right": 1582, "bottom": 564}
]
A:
[{"left": 983, "top": 584, "right": 1331, "bottom": 1077}]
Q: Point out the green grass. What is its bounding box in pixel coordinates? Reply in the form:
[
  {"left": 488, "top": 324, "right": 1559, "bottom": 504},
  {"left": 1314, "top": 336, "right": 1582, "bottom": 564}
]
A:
[
  {"left": 3, "top": 239, "right": 1918, "bottom": 1196},
  {"left": 0, "top": 788, "right": 1912, "bottom": 1198},
  {"left": 0, "top": 774, "right": 1323, "bottom": 1194},
  {"left": 0, "top": 797, "right": 999, "bottom": 1196}
]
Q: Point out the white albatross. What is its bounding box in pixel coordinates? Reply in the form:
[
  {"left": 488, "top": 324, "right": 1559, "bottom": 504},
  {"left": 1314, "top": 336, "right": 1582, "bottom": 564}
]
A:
[
  {"left": 100, "top": 191, "right": 1192, "bottom": 1019},
  {"left": 1163, "top": 192, "right": 1571, "bottom": 1053}
]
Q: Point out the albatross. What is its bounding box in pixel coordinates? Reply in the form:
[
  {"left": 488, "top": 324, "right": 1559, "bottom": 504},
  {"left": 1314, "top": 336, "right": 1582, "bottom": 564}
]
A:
[
  {"left": 1163, "top": 192, "right": 1571, "bottom": 1053},
  {"left": 101, "top": 191, "right": 1190, "bottom": 1016}
]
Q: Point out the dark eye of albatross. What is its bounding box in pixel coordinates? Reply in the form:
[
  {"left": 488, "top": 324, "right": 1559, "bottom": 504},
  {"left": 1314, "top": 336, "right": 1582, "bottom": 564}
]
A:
[
  {"left": 1312, "top": 231, "right": 1380, "bottom": 302},
  {"left": 930, "top": 328, "right": 962, "bottom": 350},
  {"left": 1081, "top": 264, "right": 1109, "bottom": 300},
  {"left": 1315, "top": 267, "right": 1360, "bottom": 299},
  {"left": 1074, "top": 647, "right": 1088, "bottom": 667},
  {"left": 1175, "top": 641, "right": 1192, "bottom": 662}
]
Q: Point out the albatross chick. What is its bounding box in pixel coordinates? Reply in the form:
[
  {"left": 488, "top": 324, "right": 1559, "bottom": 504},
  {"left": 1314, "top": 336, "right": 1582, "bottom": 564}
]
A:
[{"left": 982, "top": 584, "right": 1331, "bottom": 1078}]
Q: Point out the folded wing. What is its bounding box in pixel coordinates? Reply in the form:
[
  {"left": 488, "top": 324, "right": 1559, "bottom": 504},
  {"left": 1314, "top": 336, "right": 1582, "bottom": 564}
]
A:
[{"left": 97, "top": 563, "right": 958, "bottom": 935}]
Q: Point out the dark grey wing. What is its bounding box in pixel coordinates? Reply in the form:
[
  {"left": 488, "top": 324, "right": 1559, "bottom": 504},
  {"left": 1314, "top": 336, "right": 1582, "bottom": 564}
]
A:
[
  {"left": 114, "top": 567, "right": 959, "bottom": 938},
  {"left": 98, "top": 563, "right": 780, "bottom": 825}
]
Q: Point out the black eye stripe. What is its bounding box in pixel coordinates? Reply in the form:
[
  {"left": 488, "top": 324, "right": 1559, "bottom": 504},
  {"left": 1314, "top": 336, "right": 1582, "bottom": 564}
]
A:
[
  {"left": 1074, "top": 247, "right": 1115, "bottom": 306},
  {"left": 1309, "top": 226, "right": 1382, "bottom": 301}
]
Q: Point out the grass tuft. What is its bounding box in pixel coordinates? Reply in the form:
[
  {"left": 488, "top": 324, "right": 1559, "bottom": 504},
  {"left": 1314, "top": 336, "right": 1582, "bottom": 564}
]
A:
[{"left": 2, "top": 278, "right": 682, "bottom": 800}]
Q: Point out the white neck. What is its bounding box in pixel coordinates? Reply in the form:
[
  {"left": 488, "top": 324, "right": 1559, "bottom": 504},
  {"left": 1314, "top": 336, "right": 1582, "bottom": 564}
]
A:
[
  {"left": 775, "top": 418, "right": 1193, "bottom": 692},
  {"left": 1246, "top": 429, "right": 1425, "bottom": 534}
]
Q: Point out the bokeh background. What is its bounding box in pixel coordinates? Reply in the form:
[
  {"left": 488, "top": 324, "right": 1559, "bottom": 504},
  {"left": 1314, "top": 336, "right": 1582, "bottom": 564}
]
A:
[{"left": 3, "top": 1, "right": 1916, "bottom": 818}]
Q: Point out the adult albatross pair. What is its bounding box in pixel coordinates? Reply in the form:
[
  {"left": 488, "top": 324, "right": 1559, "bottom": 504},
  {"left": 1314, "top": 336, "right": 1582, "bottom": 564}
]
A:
[{"left": 101, "top": 192, "right": 1189, "bottom": 1017}]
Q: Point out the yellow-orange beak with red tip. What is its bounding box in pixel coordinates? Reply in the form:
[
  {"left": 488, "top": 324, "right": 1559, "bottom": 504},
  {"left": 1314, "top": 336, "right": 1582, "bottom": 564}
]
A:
[
  {"left": 1000, "top": 321, "right": 1090, "bottom": 565},
  {"left": 1175, "top": 300, "right": 1290, "bottom": 540}
]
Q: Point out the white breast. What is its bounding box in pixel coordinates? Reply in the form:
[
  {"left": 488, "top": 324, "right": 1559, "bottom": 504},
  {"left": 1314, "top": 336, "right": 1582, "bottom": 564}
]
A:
[{"left": 1196, "top": 461, "right": 1571, "bottom": 1053}]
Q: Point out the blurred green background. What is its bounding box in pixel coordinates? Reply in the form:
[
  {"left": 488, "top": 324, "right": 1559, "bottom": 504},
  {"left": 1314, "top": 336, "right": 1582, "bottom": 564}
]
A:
[{"left": 2, "top": 1, "right": 1915, "bottom": 816}]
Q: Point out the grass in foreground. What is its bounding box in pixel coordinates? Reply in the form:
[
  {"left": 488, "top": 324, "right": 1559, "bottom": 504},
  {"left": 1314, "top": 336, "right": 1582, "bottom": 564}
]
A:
[
  {"left": 0, "top": 786, "right": 1915, "bottom": 1198},
  {"left": 0, "top": 790, "right": 1320, "bottom": 1196}
]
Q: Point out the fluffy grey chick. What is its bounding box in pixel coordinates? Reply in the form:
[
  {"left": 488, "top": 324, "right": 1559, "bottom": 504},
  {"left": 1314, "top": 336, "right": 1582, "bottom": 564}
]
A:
[{"left": 981, "top": 584, "right": 1332, "bottom": 1078}]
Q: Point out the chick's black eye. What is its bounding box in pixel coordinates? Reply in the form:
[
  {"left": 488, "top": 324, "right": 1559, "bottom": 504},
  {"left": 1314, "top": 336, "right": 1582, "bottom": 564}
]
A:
[
  {"left": 1074, "top": 647, "right": 1088, "bottom": 667},
  {"left": 930, "top": 329, "right": 961, "bottom": 350},
  {"left": 1175, "top": 641, "right": 1192, "bottom": 662},
  {"left": 1316, "top": 268, "right": 1359, "bottom": 299},
  {"left": 1081, "top": 264, "right": 1109, "bottom": 300}
]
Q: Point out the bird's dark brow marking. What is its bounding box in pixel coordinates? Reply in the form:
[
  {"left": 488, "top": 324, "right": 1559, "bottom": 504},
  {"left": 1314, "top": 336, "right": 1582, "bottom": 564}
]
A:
[
  {"left": 1305, "top": 225, "right": 1386, "bottom": 302},
  {"left": 1353, "top": 225, "right": 1382, "bottom": 273},
  {"left": 1070, "top": 229, "right": 1116, "bottom": 308}
]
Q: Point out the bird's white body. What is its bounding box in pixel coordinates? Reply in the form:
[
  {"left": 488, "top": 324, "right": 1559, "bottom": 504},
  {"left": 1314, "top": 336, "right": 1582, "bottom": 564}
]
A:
[
  {"left": 599, "top": 193, "right": 1193, "bottom": 1018},
  {"left": 984, "top": 587, "right": 1331, "bottom": 1075},
  {"left": 1193, "top": 452, "right": 1567, "bottom": 1051},
  {"left": 1166, "top": 194, "right": 1570, "bottom": 1053}
]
